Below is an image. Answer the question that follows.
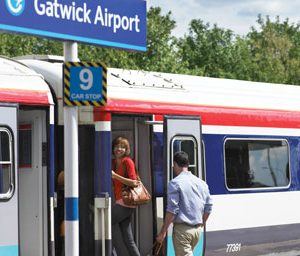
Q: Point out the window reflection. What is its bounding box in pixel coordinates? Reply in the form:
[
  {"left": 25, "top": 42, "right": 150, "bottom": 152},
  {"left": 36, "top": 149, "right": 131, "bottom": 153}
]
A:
[
  {"left": 225, "top": 139, "right": 289, "bottom": 189},
  {"left": 0, "top": 129, "right": 13, "bottom": 197},
  {"left": 172, "top": 137, "right": 198, "bottom": 176}
]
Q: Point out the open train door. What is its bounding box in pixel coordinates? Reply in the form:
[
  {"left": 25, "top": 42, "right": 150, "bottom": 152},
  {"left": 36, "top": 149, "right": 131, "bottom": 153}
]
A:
[
  {"left": 0, "top": 105, "right": 19, "bottom": 255},
  {"left": 163, "top": 115, "right": 205, "bottom": 256}
]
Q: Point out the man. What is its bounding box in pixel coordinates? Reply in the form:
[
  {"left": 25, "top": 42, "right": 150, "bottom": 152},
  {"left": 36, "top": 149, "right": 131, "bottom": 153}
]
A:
[{"left": 156, "top": 151, "right": 213, "bottom": 256}]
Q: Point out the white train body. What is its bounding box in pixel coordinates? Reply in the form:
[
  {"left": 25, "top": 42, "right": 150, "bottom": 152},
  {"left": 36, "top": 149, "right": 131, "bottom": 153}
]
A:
[{"left": 0, "top": 55, "right": 300, "bottom": 255}]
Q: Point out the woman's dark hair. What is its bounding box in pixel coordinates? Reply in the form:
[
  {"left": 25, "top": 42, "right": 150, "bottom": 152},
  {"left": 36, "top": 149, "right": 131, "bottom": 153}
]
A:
[
  {"left": 173, "top": 151, "right": 189, "bottom": 167},
  {"left": 112, "top": 136, "right": 131, "bottom": 156}
]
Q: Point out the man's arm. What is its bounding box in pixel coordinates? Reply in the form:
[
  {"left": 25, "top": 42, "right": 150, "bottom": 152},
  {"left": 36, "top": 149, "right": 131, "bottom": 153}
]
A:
[
  {"left": 203, "top": 183, "right": 213, "bottom": 225},
  {"left": 202, "top": 212, "right": 210, "bottom": 225},
  {"left": 156, "top": 212, "right": 176, "bottom": 243}
]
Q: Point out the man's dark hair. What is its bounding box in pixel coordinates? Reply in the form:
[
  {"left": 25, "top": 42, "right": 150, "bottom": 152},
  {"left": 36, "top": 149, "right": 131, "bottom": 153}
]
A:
[{"left": 173, "top": 151, "right": 189, "bottom": 167}]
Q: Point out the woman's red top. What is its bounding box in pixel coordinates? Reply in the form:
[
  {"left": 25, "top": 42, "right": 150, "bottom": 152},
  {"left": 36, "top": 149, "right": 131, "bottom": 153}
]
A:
[{"left": 112, "top": 157, "right": 137, "bottom": 201}]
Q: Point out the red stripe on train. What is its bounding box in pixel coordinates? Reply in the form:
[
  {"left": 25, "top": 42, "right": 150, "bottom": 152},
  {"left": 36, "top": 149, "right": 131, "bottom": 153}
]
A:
[
  {"left": 94, "top": 98, "right": 300, "bottom": 128},
  {"left": 0, "top": 89, "right": 50, "bottom": 105}
]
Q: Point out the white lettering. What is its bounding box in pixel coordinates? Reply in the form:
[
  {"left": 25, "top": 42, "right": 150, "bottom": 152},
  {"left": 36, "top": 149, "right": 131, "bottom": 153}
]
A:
[
  {"left": 94, "top": 6, "right": 104, "bottom": 25},
  {"left": 34, "top": 1, "right": 141, "bottom": 32},
  {"left": 94, "top": 6, "right": 141, "bottom": 33},
  {"left": 226, "top": 243, "right": 241, "bottom": 253},
  {"left": 83, "top": 5, "right": 91, "bottom": 23},
  {"left": 113, "top": 15, "right": 121, "bottom": 33},
  {"left": 76, "top": 6, "right": 83, "bottom": 22},
  {"left": 72, "top": 2, "right": 76, "bottom": 21},
  {"left": 134, "top": 15, "right": 140, "bottom": 32},
  {"left": 71, "top": 93, "right": 84, "bottom": 100},
  {"left": 122, "top": 17, "right": 129, "bottom": 31},
  {"left": 34, "top": 0, "right": 91, "bottom": 23},
  {"left": 45, "top": 2, "right": 53, "bottom": 17},
  {"left": 34, "top": 0, "right": 45, "bottom": 15},
  {"left": 53, "top": 0, "right": 60, "bottom": 18},
  {"left": 59, "top": 2, "right": 72, "bottom": 20}
]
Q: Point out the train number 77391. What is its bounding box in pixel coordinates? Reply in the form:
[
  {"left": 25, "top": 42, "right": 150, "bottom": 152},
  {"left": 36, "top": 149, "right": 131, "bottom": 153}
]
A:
[{"left": 226, "top": 243, "right": 242, "bottom": 253}]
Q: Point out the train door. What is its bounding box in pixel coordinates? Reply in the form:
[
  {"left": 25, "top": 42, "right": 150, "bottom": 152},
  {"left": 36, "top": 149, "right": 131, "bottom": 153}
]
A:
[
  {"left": 111, "top": 115, "right": 153, "bottom": 256},
  {"left": 0, "top": 105, "right": 18, "bottom": 256},
  {"left": 19, "top": 109, "right": 48, "bottom": 256},
  {"left": 163, "top": 115, "right": 204, "bottom": 256}
]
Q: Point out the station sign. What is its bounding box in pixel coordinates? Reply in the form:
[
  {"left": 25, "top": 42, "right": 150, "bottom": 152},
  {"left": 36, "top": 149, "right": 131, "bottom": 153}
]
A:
[
  {"left": 0, "top": 0, "right": 146, "bottom": 51},
  {"left": 63, "top": 62, "right": 107, "bottom": 106}
]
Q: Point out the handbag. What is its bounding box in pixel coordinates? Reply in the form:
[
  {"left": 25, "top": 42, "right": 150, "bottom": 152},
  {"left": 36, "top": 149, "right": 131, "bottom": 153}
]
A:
[{"left": 121, "top": 163, "right": 151, "bottom": 206}]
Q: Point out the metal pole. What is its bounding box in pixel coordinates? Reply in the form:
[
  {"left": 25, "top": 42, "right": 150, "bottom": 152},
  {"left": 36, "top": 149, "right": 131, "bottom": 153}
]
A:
[
  {"left": 101, "top": 208, "right": 105, "bottom": 256},
  {"left": 64, "top": 41, "right": 79, "bottom": 256}
]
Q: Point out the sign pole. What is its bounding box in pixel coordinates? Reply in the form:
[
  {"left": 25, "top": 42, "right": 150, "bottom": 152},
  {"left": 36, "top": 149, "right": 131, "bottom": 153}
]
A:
[{"left": 64, "top": 41, "right": 79, "bottom": 256}]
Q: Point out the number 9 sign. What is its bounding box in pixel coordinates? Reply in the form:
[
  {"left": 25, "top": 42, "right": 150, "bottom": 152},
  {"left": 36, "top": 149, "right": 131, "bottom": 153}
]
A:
[
  {"left": 63, "top": 62, "right": 107, "bottom": 106},
  {"left": 79, "top": 68, "right": 94, "bottom": 91}
]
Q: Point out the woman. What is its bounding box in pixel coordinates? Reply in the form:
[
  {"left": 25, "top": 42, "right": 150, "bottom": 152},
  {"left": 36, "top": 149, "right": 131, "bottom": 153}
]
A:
[{"left": 111, "top": 136, "right": 140, "bottom": 256}]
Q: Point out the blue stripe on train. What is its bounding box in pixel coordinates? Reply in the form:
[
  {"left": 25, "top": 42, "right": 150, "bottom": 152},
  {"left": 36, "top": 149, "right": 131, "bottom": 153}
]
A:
[
  {"left": 153, "top": 131, "right": 300, "bottom": 195},
  {"left": 0, "top": 245, "right": 18, "bottom": 256},
  {"left": 94, "top": 130, "right": 112, "bottom": 196},
  {"left": 204, "top": 134, "right": 300, "bottom": 193}
]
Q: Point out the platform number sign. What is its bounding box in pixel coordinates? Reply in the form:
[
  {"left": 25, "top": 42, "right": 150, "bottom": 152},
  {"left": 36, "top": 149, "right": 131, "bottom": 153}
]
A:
[{"left": 63, "top": 62, "right": 107, "bottom": 106}]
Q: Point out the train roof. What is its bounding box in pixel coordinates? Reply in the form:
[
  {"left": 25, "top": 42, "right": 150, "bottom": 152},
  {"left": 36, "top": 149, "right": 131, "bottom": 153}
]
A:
[
  {"left": 17, "top": 56, "right": 300, "bottom": 111},
  {"left": 107, "top": 68, "right": 300, "bottom": 111},
  {"left": 0, "top": 56, "right": 53, "bottom": 106}
]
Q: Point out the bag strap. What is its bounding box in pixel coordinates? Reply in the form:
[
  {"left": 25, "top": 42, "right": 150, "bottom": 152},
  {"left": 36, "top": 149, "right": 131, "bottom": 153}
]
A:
[
  {"left": 122, "top": 159, "right": 140, "bottom": 180},
  {"left": 144, "top": 241, "right": 164, "bottom": 256}
]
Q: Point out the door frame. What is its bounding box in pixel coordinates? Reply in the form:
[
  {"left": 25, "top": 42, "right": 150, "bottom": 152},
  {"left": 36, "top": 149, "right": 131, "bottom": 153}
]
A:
[
  {"left": 163, "top": 115, "right": 205, "bottom": 256},
  {"left": 19, "top": 109, "right": 48, "bottom": 256},
  {"left": 0, "top": 104, "right": 18, "bottom": 256}
]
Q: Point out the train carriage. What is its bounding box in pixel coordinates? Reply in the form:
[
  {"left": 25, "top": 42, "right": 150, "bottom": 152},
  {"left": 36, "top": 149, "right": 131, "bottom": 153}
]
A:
[
  {"left": 1, "top": 54, "right": 300, "bottom": 256},
  {"left": 0, "top": 56, "right": 55, "bottom": 256}
]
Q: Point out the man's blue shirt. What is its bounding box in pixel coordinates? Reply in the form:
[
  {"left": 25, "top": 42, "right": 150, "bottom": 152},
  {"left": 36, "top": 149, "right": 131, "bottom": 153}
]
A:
[{"left": 166, "top": 170, "right": 213, "bottom": 225}]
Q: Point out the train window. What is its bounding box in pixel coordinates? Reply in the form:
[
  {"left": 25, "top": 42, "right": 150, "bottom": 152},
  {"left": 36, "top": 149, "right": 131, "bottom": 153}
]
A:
[
  {"left": 0, "top": 129, "right": 13, "bottom": 198},
  {"left": 19, "top": 125, "right": 32, "bottom": 168},
  {"left": 172, "top": 136, "right": 198, "bottom": 176},
  {"left": 225, "top": 139, "right": 290, "bottom": 190}
]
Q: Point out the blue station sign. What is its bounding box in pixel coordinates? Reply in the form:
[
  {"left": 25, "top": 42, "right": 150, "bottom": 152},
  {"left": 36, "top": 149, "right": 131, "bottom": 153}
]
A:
[{"left": 0, "top": 0, "right": 146, "bottom": 51}]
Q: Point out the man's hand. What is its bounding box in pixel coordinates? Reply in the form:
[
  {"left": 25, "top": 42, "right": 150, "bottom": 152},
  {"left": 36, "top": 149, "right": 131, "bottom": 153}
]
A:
[{"left": 156, "top": 231, "right": 166, "bottom": 244}]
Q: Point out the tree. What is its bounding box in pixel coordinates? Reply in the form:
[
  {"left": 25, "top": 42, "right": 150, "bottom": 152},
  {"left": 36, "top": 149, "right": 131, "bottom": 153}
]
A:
[
  {"left": 245, "top": 15, "right": 300, "bottom": 85},
  {"left": 131, "top": 7, "right": 180, "bottom": 73},
  {"left": 176, "top": 19, "right": 239, "bottom": 78},
  {"left": 0, "top": 33, "right": 62, "bottom": 57}
]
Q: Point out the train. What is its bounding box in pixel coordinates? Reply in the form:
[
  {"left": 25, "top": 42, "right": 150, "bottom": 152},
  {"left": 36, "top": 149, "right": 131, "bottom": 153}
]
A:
[{"left": 0, "top": 54, "right": 300, "bottom": 256}]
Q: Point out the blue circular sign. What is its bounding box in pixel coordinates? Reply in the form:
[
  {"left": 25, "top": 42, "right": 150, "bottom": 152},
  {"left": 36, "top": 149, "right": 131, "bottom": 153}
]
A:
[{"left": 6, "top": 0, "right": 25, "bottom": 16}]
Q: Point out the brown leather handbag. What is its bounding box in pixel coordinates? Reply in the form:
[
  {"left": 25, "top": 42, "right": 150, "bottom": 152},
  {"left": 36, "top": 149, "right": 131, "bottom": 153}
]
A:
[
  {"left": 121, "top": 164, "right": 151, "bottom": 206},
  {"left": 122, "top": 179, "right": 151, "bottom": 205}
]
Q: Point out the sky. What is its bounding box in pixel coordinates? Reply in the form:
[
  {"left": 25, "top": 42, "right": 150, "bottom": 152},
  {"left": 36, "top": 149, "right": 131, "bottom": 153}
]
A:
[{"left": 147, "top": 0, "right": 300, "bottom": 37}]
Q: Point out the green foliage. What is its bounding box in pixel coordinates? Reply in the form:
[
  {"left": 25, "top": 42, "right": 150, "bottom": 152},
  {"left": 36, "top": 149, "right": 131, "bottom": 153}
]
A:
[
  {"left": 0, "top": 33, "right": 62, "bottom": 56},
  {"left": 246, "top": 15, "right": 300, "bottom": 84},
  {"left": 177, "top": 19, "right": 238, "bottom": 78},
  {"left": 175, "top": 15, "right": 300, "bottom": 85}
]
